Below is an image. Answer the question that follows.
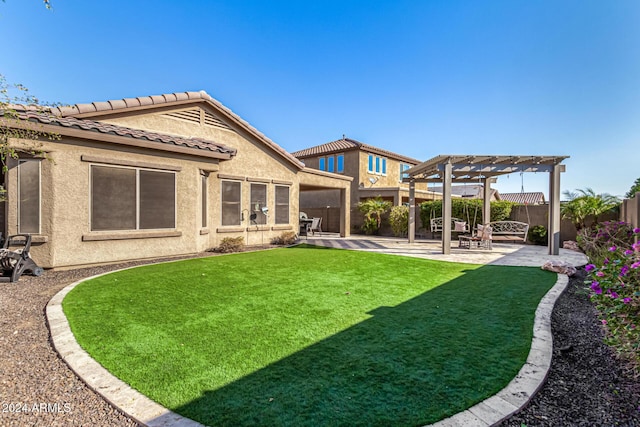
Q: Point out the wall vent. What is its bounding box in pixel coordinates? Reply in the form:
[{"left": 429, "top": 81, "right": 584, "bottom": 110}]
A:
[{"left": 163, "top": 108, "right": 231, "bottom": 131}]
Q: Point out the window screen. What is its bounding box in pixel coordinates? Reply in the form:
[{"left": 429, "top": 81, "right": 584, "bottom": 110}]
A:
[
  {"left": 18, "top": 160, "right": 40, "bottom": 234},
  {"left": 275, "top": 186, "right": 289, "bottom": 225},
  {"left": 201, "top": 173, "right": 208, "bottom": 228},
  {"left": 319, "top": 157, "right": 326, "bottom": 171},
  {"left": 337, "top": 155, "right": 344, "bottom": 173},
  {"left": 91, "top": 165, "right": 176, "bottom": 231},
  {"left": 250, "top": 183, "right": 267, "bottom": 225},
  {"left": 221, "top": 180, "right": 241, "bottom": 226},
  {"left": 91, "top": 166, "right": 136, "bottom": 231},
  {"left": 139, "top": 170, "right": 175, "bottom": 229}
]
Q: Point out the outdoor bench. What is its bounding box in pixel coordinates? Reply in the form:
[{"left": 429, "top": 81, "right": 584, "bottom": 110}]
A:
[
  {"left": 486, "top": 220, "right": 529, "bottom": 243},
  {"left": 430, "top": 217, "right": 469, "bottom": 237}
]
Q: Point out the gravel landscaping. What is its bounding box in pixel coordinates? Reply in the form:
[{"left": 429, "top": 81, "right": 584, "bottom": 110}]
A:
[{"left": 1, "top": 255, "right": 639, "bottom": 426}]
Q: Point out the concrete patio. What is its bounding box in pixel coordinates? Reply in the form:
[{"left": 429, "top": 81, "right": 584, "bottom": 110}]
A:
[{"left": 303, "top": 234, "right": 588, "bottom": 267}]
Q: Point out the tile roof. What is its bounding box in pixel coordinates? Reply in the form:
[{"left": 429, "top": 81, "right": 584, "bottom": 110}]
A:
[
  {"left": 500, "top": 192, "right": 546, "bottom": 205},
  {"left": 291, "top": 137, "right": 422, "bottom": 164},
  {"left": 8, "top": 109, "right": 237, "bottom": 157},
  {"left": 52, "top": 91, "right": 303, "bottom": 169}
]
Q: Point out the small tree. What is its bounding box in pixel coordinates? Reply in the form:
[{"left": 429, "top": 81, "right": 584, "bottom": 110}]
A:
[
  {"left": 358, "top": 197, "right": 392, "bottom": 235},
  {"left": 626, "top": 177, "right": 640, "bottom": 199},
  {"left": 0, "top": 74, "right": 59, "bottom": 200},
  {"left": 561, "top": 188, "right": 620, "bottom": 230}
]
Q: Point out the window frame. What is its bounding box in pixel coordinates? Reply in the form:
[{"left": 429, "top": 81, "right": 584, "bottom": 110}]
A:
[
  {"left": 201, "top": 172, "right": 208, "bottom": 228},
  {"left": 90, "top": 164, "right": 177, "bottom": 232},
  {"left": 336, "top": 154, "right": 344, "bottom": 173},
  {"left": 274, "top": 185, "right": 290, "bottom": 225},
  {"left": 250, "top": 182, "right": 268, "bottom": 225},
  {"left": 399, "top": 163, "right": 411, "bottom": 182},
  {"left": 17, "top": 159, "right": 42, "bottom": 235},
  {"left": 221, "top": 179, "right": 242, "bottom": 226}
]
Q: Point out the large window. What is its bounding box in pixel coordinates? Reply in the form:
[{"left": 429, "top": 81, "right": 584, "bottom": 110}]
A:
[
  {"left": 275, "top": 185, "right": 289, "bottom": 225},
  {"left": 367, "top": 154, "right": 387, "bottom": 176},
  {"left": 18, "top": 160, "right": 41, "bottom": 234},
  {"left": 318, "top": 154, "right": 344, "bottom": 174},
  {"left": 250, "top": 183, "right": 267, "bottom": 225},
  {"left": 221, "top": 180, "right": 241, "bottom": 226},
  {"left": 91, "top": 165, "right": 176, "bottom": 231}
]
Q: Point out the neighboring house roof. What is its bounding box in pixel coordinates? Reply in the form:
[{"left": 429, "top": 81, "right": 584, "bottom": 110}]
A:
[
  {"left": 500, "top": 192, "right": 546, "bottom": 204},
  {"left": 430, "top": 184, "right": 500, "bottom": 200},
  {"left": 6, "top": 108, "right": 237, "bottom": 159},
  {"left": 291, "top": 137, "right": 422, "bottom": 165},
  {"left": 50, "top": 90, "right": 304, "bottom": 170}
]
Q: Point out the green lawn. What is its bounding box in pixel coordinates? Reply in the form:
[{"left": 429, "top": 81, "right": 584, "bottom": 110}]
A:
[{"left": 63, "top": 245, "right": 556, "bottom": 426}]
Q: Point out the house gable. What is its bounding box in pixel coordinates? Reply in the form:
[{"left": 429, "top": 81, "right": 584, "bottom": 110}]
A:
[{"left": 55, "top": 91, "right": 304, "bottom": 171}]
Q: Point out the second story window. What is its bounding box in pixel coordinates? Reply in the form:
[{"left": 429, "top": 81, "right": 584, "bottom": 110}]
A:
[
  {"left": 399, "top": 163, "right": 411, "bottom": 182},
  {"left": 319, "top": 157, "right": 326, "bottom": 171},
  {"left": 327, "top": 156, "right": 335, "bottom": 172},
  {"left": 368, "top": 154, "right": 388, "bottom": 176},
  {"left": 336, "top": 154, "right": 344, "bottom": 173}
]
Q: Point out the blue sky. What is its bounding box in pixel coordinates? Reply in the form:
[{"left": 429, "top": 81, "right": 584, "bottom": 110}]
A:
[{"left": 2, "top": 0, "right": 639, "bottom": 198}]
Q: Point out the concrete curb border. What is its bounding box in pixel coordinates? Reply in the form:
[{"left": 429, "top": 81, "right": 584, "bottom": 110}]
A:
[{"left": 48, "top": 265, "right": 568, "bottom": 427}]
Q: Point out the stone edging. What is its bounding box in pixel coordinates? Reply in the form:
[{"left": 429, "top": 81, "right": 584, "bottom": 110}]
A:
[
  {"left": 46, "top": 268, "right": 205, "bottom": 427},
  {"left": 47, "top": 267, "right": 568, "bottom": 427},
  {"left": 427, "top": 274, "right": 569, "bottom": 426}
]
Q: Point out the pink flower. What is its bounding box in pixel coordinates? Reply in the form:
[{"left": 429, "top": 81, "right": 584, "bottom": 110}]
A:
[
  {"left": 620, "top": 266, "right": 630, "bottom": 276},
  {"left": 631, "top": 261, "right": 640, "bottom": 269},
  {"left": 601, "top": 319, "right": 608, "bottom": 325},
  {"left": 596, "top": 271, "right": 605, "bottom": 277},
  {"left": 609, "top": 246, "right": 617, "bottom": 252},
  {"left": 633, "top": 242, "right": 640, "bottom": 252},
  {"left": 610, "top": 291, "right": 619, "bottom": 299},
  {"left": 623, "top": 297, "right": 632, "bottom": 304},
  {"left": 634, "top": 227, "right": 640, "bottom": 233},
  {"left": 624, "top": 249, "right": 634, "bottom": 256},
  {"left": 585, "top": 264, "right": 596, "bottom": 272}
]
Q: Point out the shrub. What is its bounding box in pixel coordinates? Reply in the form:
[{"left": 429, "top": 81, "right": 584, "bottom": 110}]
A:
[
  {"left": 577, "top": 221, "right": 637, "bottom": 265},
  {"left": 389, "top": 205, "right": 409, "bottom": 237},
  {"left": 271, "top": 231, "right": 297, "bottom": 246},
  {"left": 583, "top": 224, "right": 640, "bottom": 373},
  {"left": 527, "top": 225, "right": 547, "bottom": 245},
  {"left": 215, "top": 237, "right": 244, "bottom": 253},
  {"left": 358, "top": 197, "right": 392, "bottom": 235},
  {"left": 419, "top": 199, "right": 515, "bottom": 230}
]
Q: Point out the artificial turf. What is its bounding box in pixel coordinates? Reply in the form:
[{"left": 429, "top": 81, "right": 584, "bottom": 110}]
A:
[{"left": 62, "top": 245, "right": 557, "bottom": 426}]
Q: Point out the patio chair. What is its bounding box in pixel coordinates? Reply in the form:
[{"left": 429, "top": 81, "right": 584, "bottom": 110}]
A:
[
  {"left": 308, "top": 217, "right": 322, "bottom": 236},
  {"left": 477, "top": 224, "right": 493, "bottom": 250}
]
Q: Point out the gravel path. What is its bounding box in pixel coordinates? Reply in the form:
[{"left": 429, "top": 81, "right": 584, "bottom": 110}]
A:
[{"left": 1, "top": 256, "right": 639, "bottom": 426}]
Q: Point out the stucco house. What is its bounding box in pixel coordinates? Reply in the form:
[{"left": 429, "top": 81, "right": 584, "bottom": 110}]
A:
[
  {"left": 291, "top": 137, "right": 440, "bottom": 232},
  {"left": 2, "top": 91, "right": 351, "bottom": 269}
]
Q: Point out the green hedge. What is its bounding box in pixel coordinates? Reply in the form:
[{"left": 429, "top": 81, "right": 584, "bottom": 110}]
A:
[{"left": 419, "top": 200, "right": 515, "bottom": 231}]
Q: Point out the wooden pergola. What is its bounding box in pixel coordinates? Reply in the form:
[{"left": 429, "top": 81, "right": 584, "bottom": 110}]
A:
[{"left": 403, "top": 155, "right": 569, "bottom": 255}]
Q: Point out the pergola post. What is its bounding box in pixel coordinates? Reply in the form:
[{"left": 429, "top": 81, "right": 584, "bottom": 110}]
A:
[
  {"left": 482, "top": 177, "right": 492, "bottom": 226},
  {"left": 408, "top": 179, "right": 416, "bottom": 244},
  {"left": 442, "top": 162, "right": 453, "bottom": 254},
  {"left": 339, "top": 188, "right": 350, "bottom": 237},
  {"left": 548, "top": 164, "right": 563, "bottom": 255}
]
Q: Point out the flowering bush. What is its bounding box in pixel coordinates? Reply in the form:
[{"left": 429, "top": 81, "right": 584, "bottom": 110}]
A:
[{"left": 584, "top": 222, "right": 640, "bottom": 371}]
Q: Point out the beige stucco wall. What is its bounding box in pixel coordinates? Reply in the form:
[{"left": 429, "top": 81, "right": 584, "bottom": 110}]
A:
[{"left": 5, "top": 104, "right": 314, "bottom": 268}]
